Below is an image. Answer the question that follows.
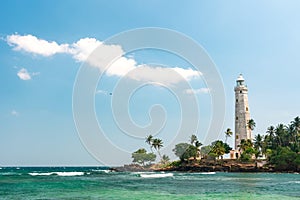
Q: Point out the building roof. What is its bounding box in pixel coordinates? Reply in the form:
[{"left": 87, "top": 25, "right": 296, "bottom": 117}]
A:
[{"left": 237, "top": 74, "right": 244, "bottom": 81}]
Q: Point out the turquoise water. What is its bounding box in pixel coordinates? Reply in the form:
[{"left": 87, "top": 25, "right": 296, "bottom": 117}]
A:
[{"left": 0, "top": 167, "right": 299, "bottom": 199}]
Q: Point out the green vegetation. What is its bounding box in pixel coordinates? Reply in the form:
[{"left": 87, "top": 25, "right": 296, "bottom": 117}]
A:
[
  {"left": 131, "top": 148, "right": 156, "bottom": 166},
  {"left": 237, "top": 117, "right": 300, "bottom": 170},
  {"left": 262, "top": 117, "right": 300, "bottom": 171},
  {"left": 130, "top": 117, "right": 300, "bottom": 172},
  {"left": 173, "top": 143, "right": 198, "bottom": 162},
  {"left": 172, "top": 134, "right": 202, "bottom": 161},
  {"left": 145, "top": 135, "right": 163, "bottom": 160},
  {"left": 225, "top": 128, "right": 233, "bottom": 143}
]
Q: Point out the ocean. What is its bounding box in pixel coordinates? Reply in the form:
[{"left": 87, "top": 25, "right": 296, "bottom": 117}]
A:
[{"left": 0, "top": 167, "right": 299, "bottom": 199}]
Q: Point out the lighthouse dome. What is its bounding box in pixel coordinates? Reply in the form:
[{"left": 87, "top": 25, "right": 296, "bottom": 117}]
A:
[{"left": 237, "top": 74, "right": 244, "bottom": 81}]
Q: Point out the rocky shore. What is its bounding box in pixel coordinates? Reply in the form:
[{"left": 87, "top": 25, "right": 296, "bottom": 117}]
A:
[{"left": 111, "top": 159, "right": 299, "bottom": 173}]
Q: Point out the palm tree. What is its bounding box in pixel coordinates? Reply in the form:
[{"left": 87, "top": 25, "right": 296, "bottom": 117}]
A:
[
  {"left": 254, "top": 134, "right": 263, "bottom": 149},
  {"left": 247, "top": 119, "right": 256, "bottom": 131},
  {"left": 266, "top": 125, "right": 276, "bottom": 149},
  {"left": 275, "top": 124, "right": 286, "bottom": 147},
  {"left": 211, "top": 141, "right": 225, "bottom": 159},
  {"left": 254, "top": 134, "right": 263, "bottom": 158},
  {"left": 224, "top": 128, "right": 233, "bottom": 143},
  {"left": 291, "top": 116, "right": 300, "bottom": 131},
  {"left": 190, "top": 134, "right": 198, "bottom": 145},
  {"left": 152, "top": 138, "right": 163, "bottom": 159},
  {"left": 145, "top": 135, "right": 154, "bottom": 152},
  {"left": 238, "top": 139, "right": 253, "bottom": 152},
  {"left": 291, "top": 116, "right": 300, "bottom": 148},
  {"left": 161, "top": 154, "right": 170, "bottom": 164}
]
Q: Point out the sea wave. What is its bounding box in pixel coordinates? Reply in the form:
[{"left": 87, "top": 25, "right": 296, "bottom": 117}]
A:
[
  {"left": 91, "top": 169, "right": 111, "bottom": 173},
  {"left": 198, "top": 172, "right": 216, "bottom": 175},
  {"left": 29, "top": 172, "right": 84, "bottom": 176},
  {"left": 139, "top": 173, "right": 173, "bottom": 178}
]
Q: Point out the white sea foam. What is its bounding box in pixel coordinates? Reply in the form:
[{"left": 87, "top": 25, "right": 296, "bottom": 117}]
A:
[
  {"left": 91, "top": 169, "right": 110, "bottom": 173},
  {"left": 140, "top": 173, "right": 173, "bottom": 178},
  {"left": 29, "top": 172, "right": 54, "bottom": 176},
  {"left": 29, "top": 172, "right": 84, "bottom": 176},
  {"left": 55, "top": 172, "right": 84, "bottom": 176},
  {"left": 198, "top": 172, "right": 216, "bottom": 175},
  {"left": 132, "top": 172, "right": 155, "bottom": 175}
]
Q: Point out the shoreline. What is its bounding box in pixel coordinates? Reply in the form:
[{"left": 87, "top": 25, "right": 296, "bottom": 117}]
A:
[{"left": 111, "top": 159, "right": 300, "bottom": 173}]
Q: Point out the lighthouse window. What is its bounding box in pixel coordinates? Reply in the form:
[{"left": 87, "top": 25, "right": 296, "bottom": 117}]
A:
[
  {"left": 240, "top": 91, "right": 242, "bottom": 93},
  {"left": 236, "top": 117, "right": 238, "bottom": 120},
  {"left": 236, "top": 99, "right": 238, "bottom": 102},
  {"left": 246, "top": 107, "right": 248, "bottom": 111}
]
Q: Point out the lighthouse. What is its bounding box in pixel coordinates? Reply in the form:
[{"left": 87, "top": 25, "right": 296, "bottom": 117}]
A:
[{"left": 234, "top": 74, "right": 252, "bottom": 150}]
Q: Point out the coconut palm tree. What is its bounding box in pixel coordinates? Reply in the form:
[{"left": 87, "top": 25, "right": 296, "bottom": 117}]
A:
[
  {"left": 266, "top": 125, "right": 276, "bottom": 149},
  {"left": 275, "top": 124, "right": 286, "bottom": 147},
  {"left": 291, "top": 116, "right": 300, "bottom": 148},
  {"left": 152, "top": 138, "right": 163, "bottom": 159},
  {"left": 238, "top": 139, "right": 253, "bottom": 152},
  {"left": 190, "top": 134, "right": 198, "bottom": 145},
  {"left": 254, "top": 134, "right": 263, "bottom": 149},
  {"left": 291, "top": 116, "right": 300, "bottom": 131},
  {"left": 254, "top": 134, "right": 263, "bottom": 158},
  {"left": 211, "top": 140, "right": 225, "bottom": 159},
  {"left": 247, "top": 119, "right": 256, "bottom": 131},
  {"left": 224, "top": 128, "right": 233, "bottom": 143},
  {"left": 145, "top": 135, "right": 154, "bottom": 152}
]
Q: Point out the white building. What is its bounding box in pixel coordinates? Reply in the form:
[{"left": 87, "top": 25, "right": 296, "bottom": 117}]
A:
[{"left": 230, "top": 74, "right": 252, "bottom": 159}]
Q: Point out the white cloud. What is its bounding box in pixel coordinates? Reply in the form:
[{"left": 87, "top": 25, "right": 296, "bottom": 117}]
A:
[
  {"left": 11, "top": 110, "right": 19, "bottom": 116},
  {"left": 17, "top": 68, "right": 31, "bottom": 80},
  {"left": 185, "top": 88, "right": 210, "bottom": 94},
  {"left": 69, "top": 37, "right": 102, "bottom": 62},
  {"left": 106, "top": 57, "right": 137, "bottom": 77},
  {"left": 7, "top": 34, "right": 69, "bottom": 56},
  {"left": 7, "top": 34, "right": 202, "bottom": 85},
  {"left": 17, "top": 68, "right": 39, "bottom": 80}
]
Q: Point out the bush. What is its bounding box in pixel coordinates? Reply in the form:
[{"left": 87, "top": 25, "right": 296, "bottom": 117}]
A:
[{"left": 269, "top": 147, "right": 300, "bottom": 171}]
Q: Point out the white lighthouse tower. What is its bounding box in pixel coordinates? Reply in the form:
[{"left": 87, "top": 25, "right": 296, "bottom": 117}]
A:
[{"left": 234, "top": 74, "right": 252, "bottom": 150}]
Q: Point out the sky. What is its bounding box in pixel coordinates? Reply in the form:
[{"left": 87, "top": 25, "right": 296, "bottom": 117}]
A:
[{"left": 1, "top": 0, "right": 300, "bottom": 166}]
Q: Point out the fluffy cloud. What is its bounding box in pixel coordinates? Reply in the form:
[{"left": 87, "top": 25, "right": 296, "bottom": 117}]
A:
[
  {"left": 7, "top": 34, "right": 202, "bottom": 84},
  {"left": 185, "top": 88, "right": 210, "bottom": 94},
  {"left": 69, "top": 38, "right": 102, "bottom": 62},
  {"left": 7, "top": 34, "right": 69, "bottom": 56},
  {"left": 17, "top": 68, "right": 39, "bottom": 80},
  {"left": 17, "top": 68, "right": 31, "bottom": 80}
]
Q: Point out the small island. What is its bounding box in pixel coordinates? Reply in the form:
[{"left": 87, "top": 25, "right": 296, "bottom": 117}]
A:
[
  {"left": 114, "top": 116, "right": 300, "bottom": 173},
  {"left": 113, "top": 75, "right": 300, "bottom": 173}
]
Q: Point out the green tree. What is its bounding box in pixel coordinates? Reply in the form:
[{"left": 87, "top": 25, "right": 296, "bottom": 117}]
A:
[
  {"left": 201, "top": 145, "right": 212, "bottom": 159},
  {"left": 269, "top": 147, "right": 300, "bottom": 171},
  {"left": 211, "top": 140, "right": 226, "bottom": 159},
  {"left": 152, "top": 138, "right": 163, "bottom": 159},
  {"left": 247, "top": 119, "right": 256, "bottom": 131},
  {"left": 190, "top": 134, "right": 202, "bottom": 159},
  {"left": 275, "top": 124, "right": 286, "bottom": 146},
  {"left": 239, "top": 139, "right": 253, "bottom": 152},
  {"left": 254, "top": 134, "right": 263, "bottom": 158},
  {"left": 132, "top": 148, "right": 156, "bottom": 166},
  {"left": 160, "top": 154, "right": 170, "bottom": 165},
  {"left": 145, "top": 135, "right": 154, "bottom": 152},
  {"left": 190, "top": 134, "right": 198, "bottom": 145},
  {"left": 173, "top": 143, "right": 197, "bottom": 162},
  {"left": 224, "top": 128, "right": 233, "bottom": 143}
]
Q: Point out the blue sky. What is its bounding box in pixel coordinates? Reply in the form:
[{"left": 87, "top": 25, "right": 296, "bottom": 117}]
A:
[{"left": 1, "top": 0, "right": 300, "bottom": 166}]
